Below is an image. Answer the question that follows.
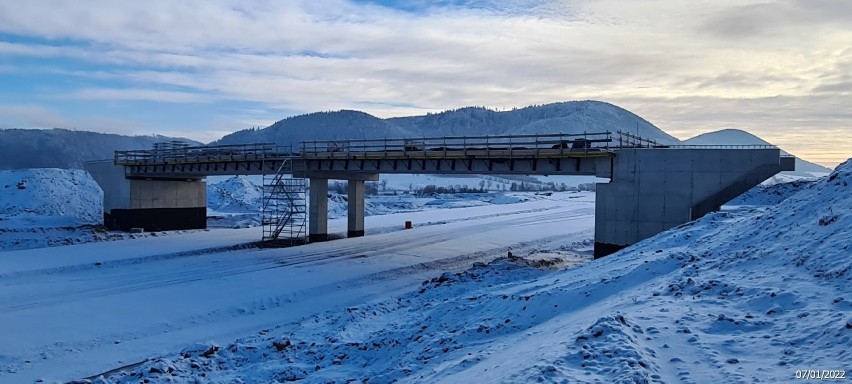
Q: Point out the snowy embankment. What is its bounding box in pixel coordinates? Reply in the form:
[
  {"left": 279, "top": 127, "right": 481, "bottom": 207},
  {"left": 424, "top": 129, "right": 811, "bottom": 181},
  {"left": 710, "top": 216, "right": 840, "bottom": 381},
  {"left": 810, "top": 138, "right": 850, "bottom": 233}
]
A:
[
  {"left": 0, "top": 169, "right": 119, "bottom": 250},
  {"left": 112, "top": 160, "right": 851, "bottom": 383},
  {"left": 727, "top": 178, "right": 815, "bottom": 206}
]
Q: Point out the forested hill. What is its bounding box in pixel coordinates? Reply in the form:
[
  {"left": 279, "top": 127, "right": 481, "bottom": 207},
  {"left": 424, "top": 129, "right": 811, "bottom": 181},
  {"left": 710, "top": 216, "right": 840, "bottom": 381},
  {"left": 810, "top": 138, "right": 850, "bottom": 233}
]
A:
[
  {"left": 0, "top": 128, "right": 198, "bottom": 169},
  {"left": 214, "top": 100, "right": 680, "bottom": 147}
]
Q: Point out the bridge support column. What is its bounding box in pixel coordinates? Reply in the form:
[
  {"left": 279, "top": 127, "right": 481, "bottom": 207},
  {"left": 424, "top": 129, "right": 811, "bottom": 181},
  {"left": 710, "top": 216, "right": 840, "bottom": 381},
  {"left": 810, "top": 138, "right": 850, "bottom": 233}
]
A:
[
  {"left": 347, "top": 180, "right": 366, "bottom": 237},
  {"left": 309, "top": 178, "right": 329, "bottom": 242}
]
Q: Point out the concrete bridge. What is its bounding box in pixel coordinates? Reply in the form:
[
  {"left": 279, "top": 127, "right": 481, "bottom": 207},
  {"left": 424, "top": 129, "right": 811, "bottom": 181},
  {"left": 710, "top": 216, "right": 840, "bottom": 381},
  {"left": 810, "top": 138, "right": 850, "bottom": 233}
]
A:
[{"left": 85, "top": 132, "right": 794, "bottom": 257}]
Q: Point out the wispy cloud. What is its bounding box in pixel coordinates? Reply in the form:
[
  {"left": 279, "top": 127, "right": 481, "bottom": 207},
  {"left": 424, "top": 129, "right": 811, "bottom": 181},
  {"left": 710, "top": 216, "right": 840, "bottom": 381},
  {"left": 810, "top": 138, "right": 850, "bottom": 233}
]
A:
[{"left": 68, "top": 88, "right": 212, "bottom": 103}]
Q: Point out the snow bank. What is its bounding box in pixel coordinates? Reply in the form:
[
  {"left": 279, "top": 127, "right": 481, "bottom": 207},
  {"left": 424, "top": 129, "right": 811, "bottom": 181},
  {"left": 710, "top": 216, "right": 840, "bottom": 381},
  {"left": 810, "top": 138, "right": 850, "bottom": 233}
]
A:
[
  {"left": 207, "top": 176, "right": 264, "bottom": 213},
  {"left": 0, "top": 169, "right": 102, "bottom": 223},
  {"left": 728, "top": 178, "right": 815, "bottom": 206},
  {"left": 0, "top": 169, "right": 112, "bottom": 251},
  {"left": 111, "top": 159, "right": 852, "bottom": 383}
]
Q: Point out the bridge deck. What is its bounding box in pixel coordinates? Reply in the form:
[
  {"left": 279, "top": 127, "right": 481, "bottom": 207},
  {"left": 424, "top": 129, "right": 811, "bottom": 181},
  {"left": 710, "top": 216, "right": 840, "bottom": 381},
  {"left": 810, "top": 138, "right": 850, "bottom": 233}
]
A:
[{"left": 112, "top": 131, "right": 787, "bottom": 179}]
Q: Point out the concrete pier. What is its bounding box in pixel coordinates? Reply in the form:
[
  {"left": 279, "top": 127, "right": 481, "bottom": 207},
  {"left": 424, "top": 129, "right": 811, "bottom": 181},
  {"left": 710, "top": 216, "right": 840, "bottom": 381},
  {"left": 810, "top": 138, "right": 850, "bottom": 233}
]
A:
[
  {"left": 347, "top": 180, "right": 366, "bottom": 237},
  {"left": 308, "top": 178, "right": 329, "bottom": 242}
]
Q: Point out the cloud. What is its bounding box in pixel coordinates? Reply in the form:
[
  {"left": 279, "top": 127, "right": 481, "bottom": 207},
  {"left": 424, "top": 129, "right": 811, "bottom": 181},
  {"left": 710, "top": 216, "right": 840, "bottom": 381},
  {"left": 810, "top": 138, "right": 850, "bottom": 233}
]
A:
[
  {"left": 606, "top": 93, "right": 852, "bottom": 166},
  {"left": 0, "top": 0, "right": 850, "bottom": 165},
  {"left": 0, "top": 104, "right": 150, "bottom": 134},
  {"left": 699, "top": 0, "right": 852, "bottom": 40},
  {"left": 68, "top": 88, "right": 212, "bottom": 103}
]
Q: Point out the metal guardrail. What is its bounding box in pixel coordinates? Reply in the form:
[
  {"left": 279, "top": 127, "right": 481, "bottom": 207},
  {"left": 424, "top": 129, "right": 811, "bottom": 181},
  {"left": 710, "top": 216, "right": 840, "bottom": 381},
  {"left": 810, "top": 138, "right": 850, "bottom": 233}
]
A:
[
  {"left": 115, "top": 143, "right": 293, "bottom": 165},
  {"left": 615, "top": 130, "right": 661, "bottom": 148},
  {"left": 664, "top": 144, "right": 779, "bottom": 149},
  {"left": 301, "top": 132, "right": 615, "bottom": 159}
]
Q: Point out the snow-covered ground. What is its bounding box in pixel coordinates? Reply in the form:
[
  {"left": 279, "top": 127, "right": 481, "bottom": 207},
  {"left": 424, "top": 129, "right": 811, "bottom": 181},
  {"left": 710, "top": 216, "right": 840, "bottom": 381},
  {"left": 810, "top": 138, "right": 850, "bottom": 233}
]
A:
[
  {"left": 66, "top": 162, "right": 852, "bottom": 382},
  {"left": 1, "top": 162, "right": 849, "bottom": 383},
  {"left": 727, "top": 178, "right": 816, "bottom": 206},
  {"left": 0, "top": 192, "right": 597, "bottom": 383}
]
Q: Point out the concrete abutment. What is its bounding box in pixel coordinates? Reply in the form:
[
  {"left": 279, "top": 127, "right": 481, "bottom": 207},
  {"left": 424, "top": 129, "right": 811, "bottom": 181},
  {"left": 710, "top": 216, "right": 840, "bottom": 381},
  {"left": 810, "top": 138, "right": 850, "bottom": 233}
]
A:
[
  {"left": 593, "top": 148, "right": 793, "bottom": 258},
  {"left": 84, "top": 161, "right": 207, "bottom": 231}
]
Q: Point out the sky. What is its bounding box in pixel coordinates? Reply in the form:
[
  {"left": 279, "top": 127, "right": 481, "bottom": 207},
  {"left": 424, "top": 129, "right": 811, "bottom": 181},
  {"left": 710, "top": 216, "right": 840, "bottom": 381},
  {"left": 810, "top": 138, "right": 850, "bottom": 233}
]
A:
[{"left": 0, "top": 0, "right": 850, "bottom": 167}]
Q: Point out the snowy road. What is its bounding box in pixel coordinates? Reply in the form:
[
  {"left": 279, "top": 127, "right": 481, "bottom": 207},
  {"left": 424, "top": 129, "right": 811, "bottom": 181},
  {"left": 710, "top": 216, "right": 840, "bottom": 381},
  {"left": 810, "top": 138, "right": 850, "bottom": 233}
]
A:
[{"left": 0, "top": 193, "right": 595, "bottom": 382}]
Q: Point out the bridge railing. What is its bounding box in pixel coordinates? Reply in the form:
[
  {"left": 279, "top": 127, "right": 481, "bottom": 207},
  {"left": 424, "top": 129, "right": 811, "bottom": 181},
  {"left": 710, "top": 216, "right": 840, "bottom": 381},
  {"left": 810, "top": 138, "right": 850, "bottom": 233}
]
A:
[
  {"left": 662, "top": 144, "right": 779, "bottom": 149},
  {"left": 615, "top": 130, "right": 664, "bottom": 148},
  {"left": 114, "top": 143, "right": 292, "bottom": 165},
  {"left": 301, "top": 132, "right": 615, "bottom": 158}
]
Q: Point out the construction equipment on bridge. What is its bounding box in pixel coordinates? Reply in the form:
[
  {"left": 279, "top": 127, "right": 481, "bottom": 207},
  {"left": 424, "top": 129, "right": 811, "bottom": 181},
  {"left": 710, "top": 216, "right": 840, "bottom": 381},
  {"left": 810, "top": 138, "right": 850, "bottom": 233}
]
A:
[{"left": 261, "top": 152, "right": 307, "bottom": 245}]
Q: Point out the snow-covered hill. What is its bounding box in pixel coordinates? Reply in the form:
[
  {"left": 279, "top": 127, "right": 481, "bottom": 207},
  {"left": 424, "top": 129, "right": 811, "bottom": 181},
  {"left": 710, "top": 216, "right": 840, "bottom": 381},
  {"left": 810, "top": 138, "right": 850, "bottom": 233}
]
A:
[
  {"left": 215, "top": 101, "right": 680, "bottom": 148},
  {"left": 684, "top": 129, "right": 831, "bottom": 177},
  {"left": 110, "top": 160, "right": 852, "bottom": 382},
  {"left": 213, "top": 110, "right": 410, "bottom": 148},
  {"left": 0, "top": 129, "right": 199, "bottom": 170},
  {"left": 391, "top": 101, "right": 680, "bottom": 144}
]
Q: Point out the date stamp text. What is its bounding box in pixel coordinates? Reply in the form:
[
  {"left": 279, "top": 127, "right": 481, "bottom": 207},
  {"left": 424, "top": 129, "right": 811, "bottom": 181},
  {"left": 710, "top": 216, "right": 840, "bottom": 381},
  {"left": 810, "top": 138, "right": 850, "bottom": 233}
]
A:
[{"left": 796, "top": 370, "right": 846, "bottom": 380}]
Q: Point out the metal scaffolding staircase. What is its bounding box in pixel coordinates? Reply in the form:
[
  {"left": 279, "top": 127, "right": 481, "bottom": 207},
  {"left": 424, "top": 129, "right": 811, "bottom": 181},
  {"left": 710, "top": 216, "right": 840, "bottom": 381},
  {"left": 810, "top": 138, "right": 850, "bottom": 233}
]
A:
[{"left": 261, "top": 156, "right": 307, "bottom": 245}]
